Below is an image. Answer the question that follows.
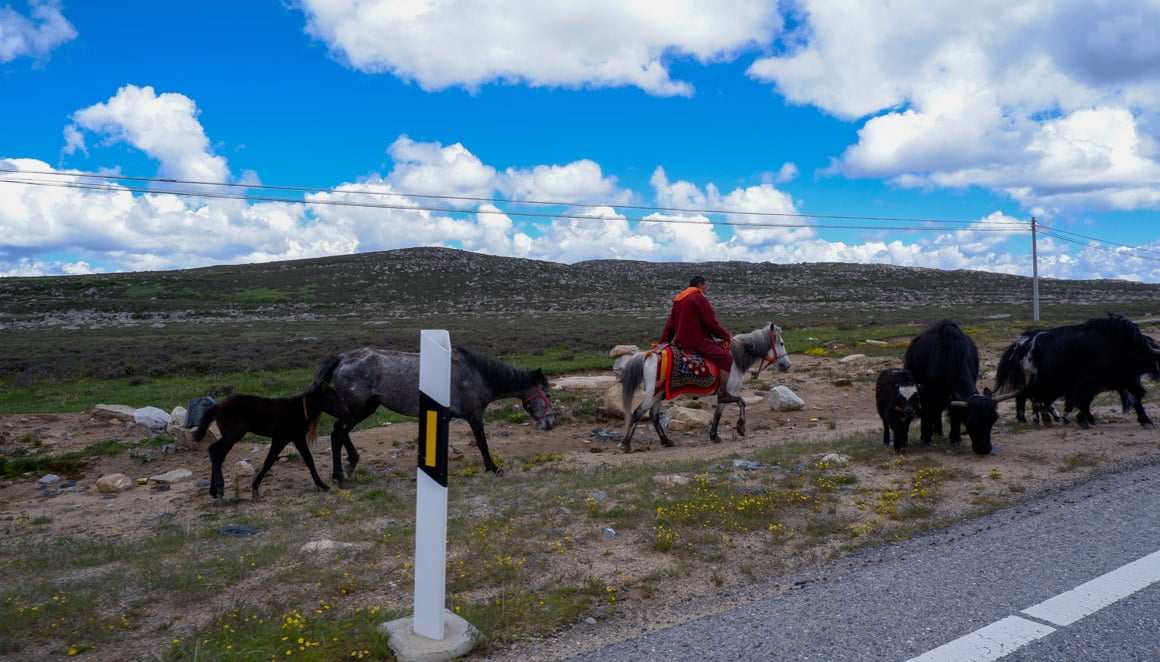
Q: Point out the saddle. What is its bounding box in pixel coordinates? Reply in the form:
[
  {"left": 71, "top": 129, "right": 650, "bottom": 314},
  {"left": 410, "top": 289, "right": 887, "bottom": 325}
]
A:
[{"left": 654, "top": 343, "right": 722, "bottom": 399}]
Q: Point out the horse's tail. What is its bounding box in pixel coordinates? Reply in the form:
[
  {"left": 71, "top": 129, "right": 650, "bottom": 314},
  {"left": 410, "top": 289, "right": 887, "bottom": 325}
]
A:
[
  {"left": 621, "top": 352, "right": 647, "bottom": 423},
  {"left": 191, "top": 403, "right": 218, "bottom": 442},
  {"left": 309, "top": 354, "right": 342, "bottom": 391}
]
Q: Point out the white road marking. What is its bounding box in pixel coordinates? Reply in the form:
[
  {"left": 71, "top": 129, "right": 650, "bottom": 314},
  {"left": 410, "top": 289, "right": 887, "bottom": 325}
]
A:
[
  {"left": 907, "top": 549, "right": 1160, "bottom": 661},
  {"left": 906, "top": 616, "right": 1055, "bottom": 662},
  {"left": 1021, "top": 549, "right": 1160, "bottom": 626}
]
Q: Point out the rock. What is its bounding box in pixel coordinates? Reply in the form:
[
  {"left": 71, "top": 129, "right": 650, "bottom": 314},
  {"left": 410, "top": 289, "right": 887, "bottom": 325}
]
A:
[
  {"left": 38, "top": 474, "right": 62, "bottom": 485},
  {"left": 185, "top": 397, "right": 216, "bottom": 428},
  {"left": 168, "top": 406, "right": 188, "bottom": 429},
  {"left": 96, "top": 473, "right": 134, "bottom": 493},
  {"left": 149, "top": 469, "right": 193, "bottom": 483},
  {"left": 608, "top": 344, "right": 640, "bottom": 358},
  {"left": 652, "top": 474, "right": 691, "bottom": 486},
  {"left": 839, "top": 353, "right": 866, "bottom": 363},
  {"left": 768, "top": 385, "right": 805, "bottom": 411},
  {"left": 234, "top": 459, "right": 255, "bottom": 477},
  {"left": 668, "top": 406, "right": 714, "bottom": 428},
  {"left": 820, "top": 453, "right": 852, "bottom": 466},
  {"left": 604, "top": 383, "right": 644, "bottom": 419},
  {"left": 611, "top": 354, "right": 633, "bottom": 380},
  {"left": 171, "top": 421, "right": 219, "bottom": 443},
  {"left": 90, "top": 405, "right": 136, "bottom": 423},
  {"left": 134, "top": 406, "right": 170, "bottom": 431},
  {"left": 300, "top": 539, "right": 355, "bottom": 553},
  {"left": 218, "top": 525, "right": 260, "bottom": 537}
]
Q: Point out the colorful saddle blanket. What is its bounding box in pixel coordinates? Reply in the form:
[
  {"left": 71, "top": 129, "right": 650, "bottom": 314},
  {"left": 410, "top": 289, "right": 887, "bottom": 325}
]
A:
[{"left": 655, "top": 344, "right": 720, "bottom": 399}]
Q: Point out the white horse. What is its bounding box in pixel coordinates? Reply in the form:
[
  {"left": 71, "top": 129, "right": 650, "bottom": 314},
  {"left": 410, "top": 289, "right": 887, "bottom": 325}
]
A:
[{"left": 619, "top": 321, "right": 791, "bottom": 451}]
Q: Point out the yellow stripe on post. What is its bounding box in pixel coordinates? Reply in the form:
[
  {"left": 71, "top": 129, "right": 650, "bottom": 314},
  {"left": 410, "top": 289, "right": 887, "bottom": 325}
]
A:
[{"left": 424, "top": 409, "right": 439, "bottom": 467}]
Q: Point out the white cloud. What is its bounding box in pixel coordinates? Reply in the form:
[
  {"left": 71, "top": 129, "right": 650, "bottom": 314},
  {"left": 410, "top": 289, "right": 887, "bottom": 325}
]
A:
[
  {"left": 0, "top": 0, "right": 76, "bottom": 63},
  {"left": 294, "top": 0, "right": 779, "bottom": 96},
  {"left": 751, "top": 0, "right": 1160, "bottom": 215},
  {"left": 66, "top": 85, "right": 231, "bottom": 185}
]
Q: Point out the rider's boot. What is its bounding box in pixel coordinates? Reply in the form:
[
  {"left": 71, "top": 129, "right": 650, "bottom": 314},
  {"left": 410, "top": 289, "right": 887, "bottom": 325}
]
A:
[{"left": 716, "top": 385, "right": 741, "bottom": 404}]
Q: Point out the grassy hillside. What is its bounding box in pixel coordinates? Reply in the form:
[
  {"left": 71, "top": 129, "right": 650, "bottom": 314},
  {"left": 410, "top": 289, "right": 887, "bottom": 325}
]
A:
[{"left": 3, "top": 247, "right": 1159, "bottom": 383}]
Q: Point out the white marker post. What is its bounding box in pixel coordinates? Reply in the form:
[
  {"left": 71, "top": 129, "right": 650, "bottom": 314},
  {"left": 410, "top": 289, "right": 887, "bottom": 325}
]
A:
[
  {"left": 380, "top": 330, "right": 478, "bottom": 659},
  {"left": 414, "top": 329, "right": 451, "bottom": 639}
]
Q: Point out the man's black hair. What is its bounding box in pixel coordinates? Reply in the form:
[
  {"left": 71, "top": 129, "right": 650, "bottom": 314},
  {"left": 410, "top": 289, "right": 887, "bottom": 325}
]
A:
[{"left": 689, "top": 275, "right": 706, "bottom": 287}]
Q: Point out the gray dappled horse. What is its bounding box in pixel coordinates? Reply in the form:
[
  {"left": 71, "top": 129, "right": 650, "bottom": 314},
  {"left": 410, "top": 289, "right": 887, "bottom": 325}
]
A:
[
  {"left": 619, "top": 322, "right": 791, "bottom": 451},
  {"left": 309, "top": 346, "right": 556, "bottom": 484}
]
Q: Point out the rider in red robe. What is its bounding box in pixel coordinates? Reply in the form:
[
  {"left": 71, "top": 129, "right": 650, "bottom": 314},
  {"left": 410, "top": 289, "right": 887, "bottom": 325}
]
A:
[{"left": 659, "top": 275, "right": 740, "bottom": 403}]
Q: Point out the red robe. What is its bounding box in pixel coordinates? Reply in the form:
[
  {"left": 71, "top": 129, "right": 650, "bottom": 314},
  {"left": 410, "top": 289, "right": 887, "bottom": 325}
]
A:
[{"left": 659, "top": 287, "right": 733, "bottom": 373}]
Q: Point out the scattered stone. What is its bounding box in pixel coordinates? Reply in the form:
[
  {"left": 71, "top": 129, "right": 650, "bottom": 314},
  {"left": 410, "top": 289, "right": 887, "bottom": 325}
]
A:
[
  {"left": 234, "top": 460, "right": 255, "bottom": 477},
  {"left": 90, "top": 404, "right": 136, "bottom": 422},
  {"left": 820, "top": 453, "right": 852, "bottom": 466},
  {"left": 838, "top": 353, "right": 866, "bottom": 363},
  {"left": 38, "top": 474, "right": 62, "bottom": 485},
  {"left": 768, "top": 386, "right": 805, "bottom": 411},
  {"left": 134, "top": 407, "right": 170, "bottom": 431},
  {"left": 150, "top": 469, "right": 193, "bottom": 483},
  {"left": 602, "top": 528, "right": 616, "bottom": 537},
  {"left": 668, "top": 407, "right": 713, "bottom": 428},
  {"left": 834, "top": 378, "right": 853, "bottom": 387},
  {"left": 168, "top": 406, "right": 188, "bottom": 429},
  {"left": 96, "top": 473, "right": 133, "bottom": 493},
  {"left": 151, "top": 483, "right": 171, "bottom": 492},
  {"left": 590, "top": 428, "right": 622, "bottom": 443},
  {"left": 608, "top": 344, "right": 640, "bottom": 358},
  {"left": 218, "top": 525, "right": 260, "bottom": 537},
  {"left": 652, "top": 474, "right": 691, "bottom": 486},
  {"left": 300, "top": 539, "right": 355, "bottom": 553}
]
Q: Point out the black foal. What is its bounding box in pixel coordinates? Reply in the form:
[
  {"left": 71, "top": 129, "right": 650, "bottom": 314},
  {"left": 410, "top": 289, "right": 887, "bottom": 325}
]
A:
[{"left": 193, "top": 389, "right": 330, "bottom": 501}]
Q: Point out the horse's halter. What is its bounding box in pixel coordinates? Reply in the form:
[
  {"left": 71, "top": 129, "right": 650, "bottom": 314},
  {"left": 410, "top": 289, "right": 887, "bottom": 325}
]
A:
[
  {"left": 521, "top": 384, "right": 553, "bottom": 419},
  {"left": 745, "top": 327, "right": 782, "bottom": 377}
]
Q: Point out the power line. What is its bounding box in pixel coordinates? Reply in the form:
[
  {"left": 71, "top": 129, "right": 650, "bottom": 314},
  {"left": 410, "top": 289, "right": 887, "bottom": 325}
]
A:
[
  {"left": 1036, "top": 220, "right": 1160, "bottom": 258},
  {"left": 0, "top": 166, "right": 1026, "bottom": 232}
]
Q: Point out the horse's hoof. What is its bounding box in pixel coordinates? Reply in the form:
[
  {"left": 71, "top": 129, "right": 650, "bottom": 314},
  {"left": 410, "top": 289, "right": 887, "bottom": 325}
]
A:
[
  {"left": 710, "top": 435, "right": 722, "bottom": 444},
  {"left": 319, "top": 484, "right": 331, "bottom": 492},
  {"left": 337, "top": 480, "right": 352, "bottom": 490},
  {"left": 660, "top": 438, "right": 675, "bottom": 448}
]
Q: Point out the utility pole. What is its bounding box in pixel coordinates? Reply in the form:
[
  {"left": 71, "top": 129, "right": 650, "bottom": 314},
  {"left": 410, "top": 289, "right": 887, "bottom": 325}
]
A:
[{"left": 1031, "top": 216, "right": 1040, "bottom": 322}]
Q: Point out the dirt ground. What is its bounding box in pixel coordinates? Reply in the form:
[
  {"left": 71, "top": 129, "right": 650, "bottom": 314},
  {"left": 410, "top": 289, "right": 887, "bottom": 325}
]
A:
[{"left": 2, "top": 351, "right": 1159, "bottom": 659}]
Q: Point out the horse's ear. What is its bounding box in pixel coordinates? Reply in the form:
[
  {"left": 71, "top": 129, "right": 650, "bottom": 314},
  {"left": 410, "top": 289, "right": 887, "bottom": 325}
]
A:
[{"left": 535, "top": 367, "right": 547, "bottom": 383}]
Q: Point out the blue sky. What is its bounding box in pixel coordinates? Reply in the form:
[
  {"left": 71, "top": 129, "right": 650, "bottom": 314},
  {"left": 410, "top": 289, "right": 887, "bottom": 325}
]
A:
[{"left": 3, "top": 1, "right": 1160, "bottom": 281}]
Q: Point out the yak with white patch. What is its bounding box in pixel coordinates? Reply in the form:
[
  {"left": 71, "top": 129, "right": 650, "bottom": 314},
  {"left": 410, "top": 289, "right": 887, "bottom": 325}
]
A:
[
  {"left": 875, "top": 367, "right": 921, "bottom": 452},
  {"left": 903, "top": 320, "right": 1012, "bottom": 455},
  {"left": 995, "top": 314, "right": 1160, "bottom": 429}
]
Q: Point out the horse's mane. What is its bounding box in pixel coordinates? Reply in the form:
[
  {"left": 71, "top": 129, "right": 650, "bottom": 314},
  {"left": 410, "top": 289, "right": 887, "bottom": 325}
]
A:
[
  {"left": 455, "top": 346, "right": 540, "bottom": 389},
  {"left": 731, "top": 323, "right": 772, "bottom": 359}
]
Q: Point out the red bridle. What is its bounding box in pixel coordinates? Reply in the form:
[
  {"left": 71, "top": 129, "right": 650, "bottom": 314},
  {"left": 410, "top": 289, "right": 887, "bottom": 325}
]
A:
[{"left": 521, "top": 385, "right": 553, "bottom": 419}]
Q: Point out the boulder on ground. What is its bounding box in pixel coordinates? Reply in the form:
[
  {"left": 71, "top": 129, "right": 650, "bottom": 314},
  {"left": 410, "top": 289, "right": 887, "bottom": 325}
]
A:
[
  {"left": 96, "top": 473, "right": 133, "bottom": 493},
  {"left": 768, "top": 385, "right": 805, "bottom": 411},
  {"left": 134, "top": 406, "right": 170, "bottom": 431},
  {"left": 90, "top": 404, "right": 135, "bottom": 423},
  {"left": 608, "top": 344, "right": 640, "bottom": 358}
]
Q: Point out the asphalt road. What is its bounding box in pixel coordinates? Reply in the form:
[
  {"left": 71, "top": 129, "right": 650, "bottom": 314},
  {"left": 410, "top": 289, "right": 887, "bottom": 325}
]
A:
[{"left": 567, "top": 462, "right": 1160, "bottom": 662}]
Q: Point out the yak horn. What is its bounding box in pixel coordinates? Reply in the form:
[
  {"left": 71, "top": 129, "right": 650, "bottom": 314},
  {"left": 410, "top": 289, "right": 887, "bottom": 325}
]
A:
[
  {"left": 992, "top": 390, "right": 1022, "bottom": 403},
  {"left": 950, "top": 400, "right": 967, "bottom": 408}
]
